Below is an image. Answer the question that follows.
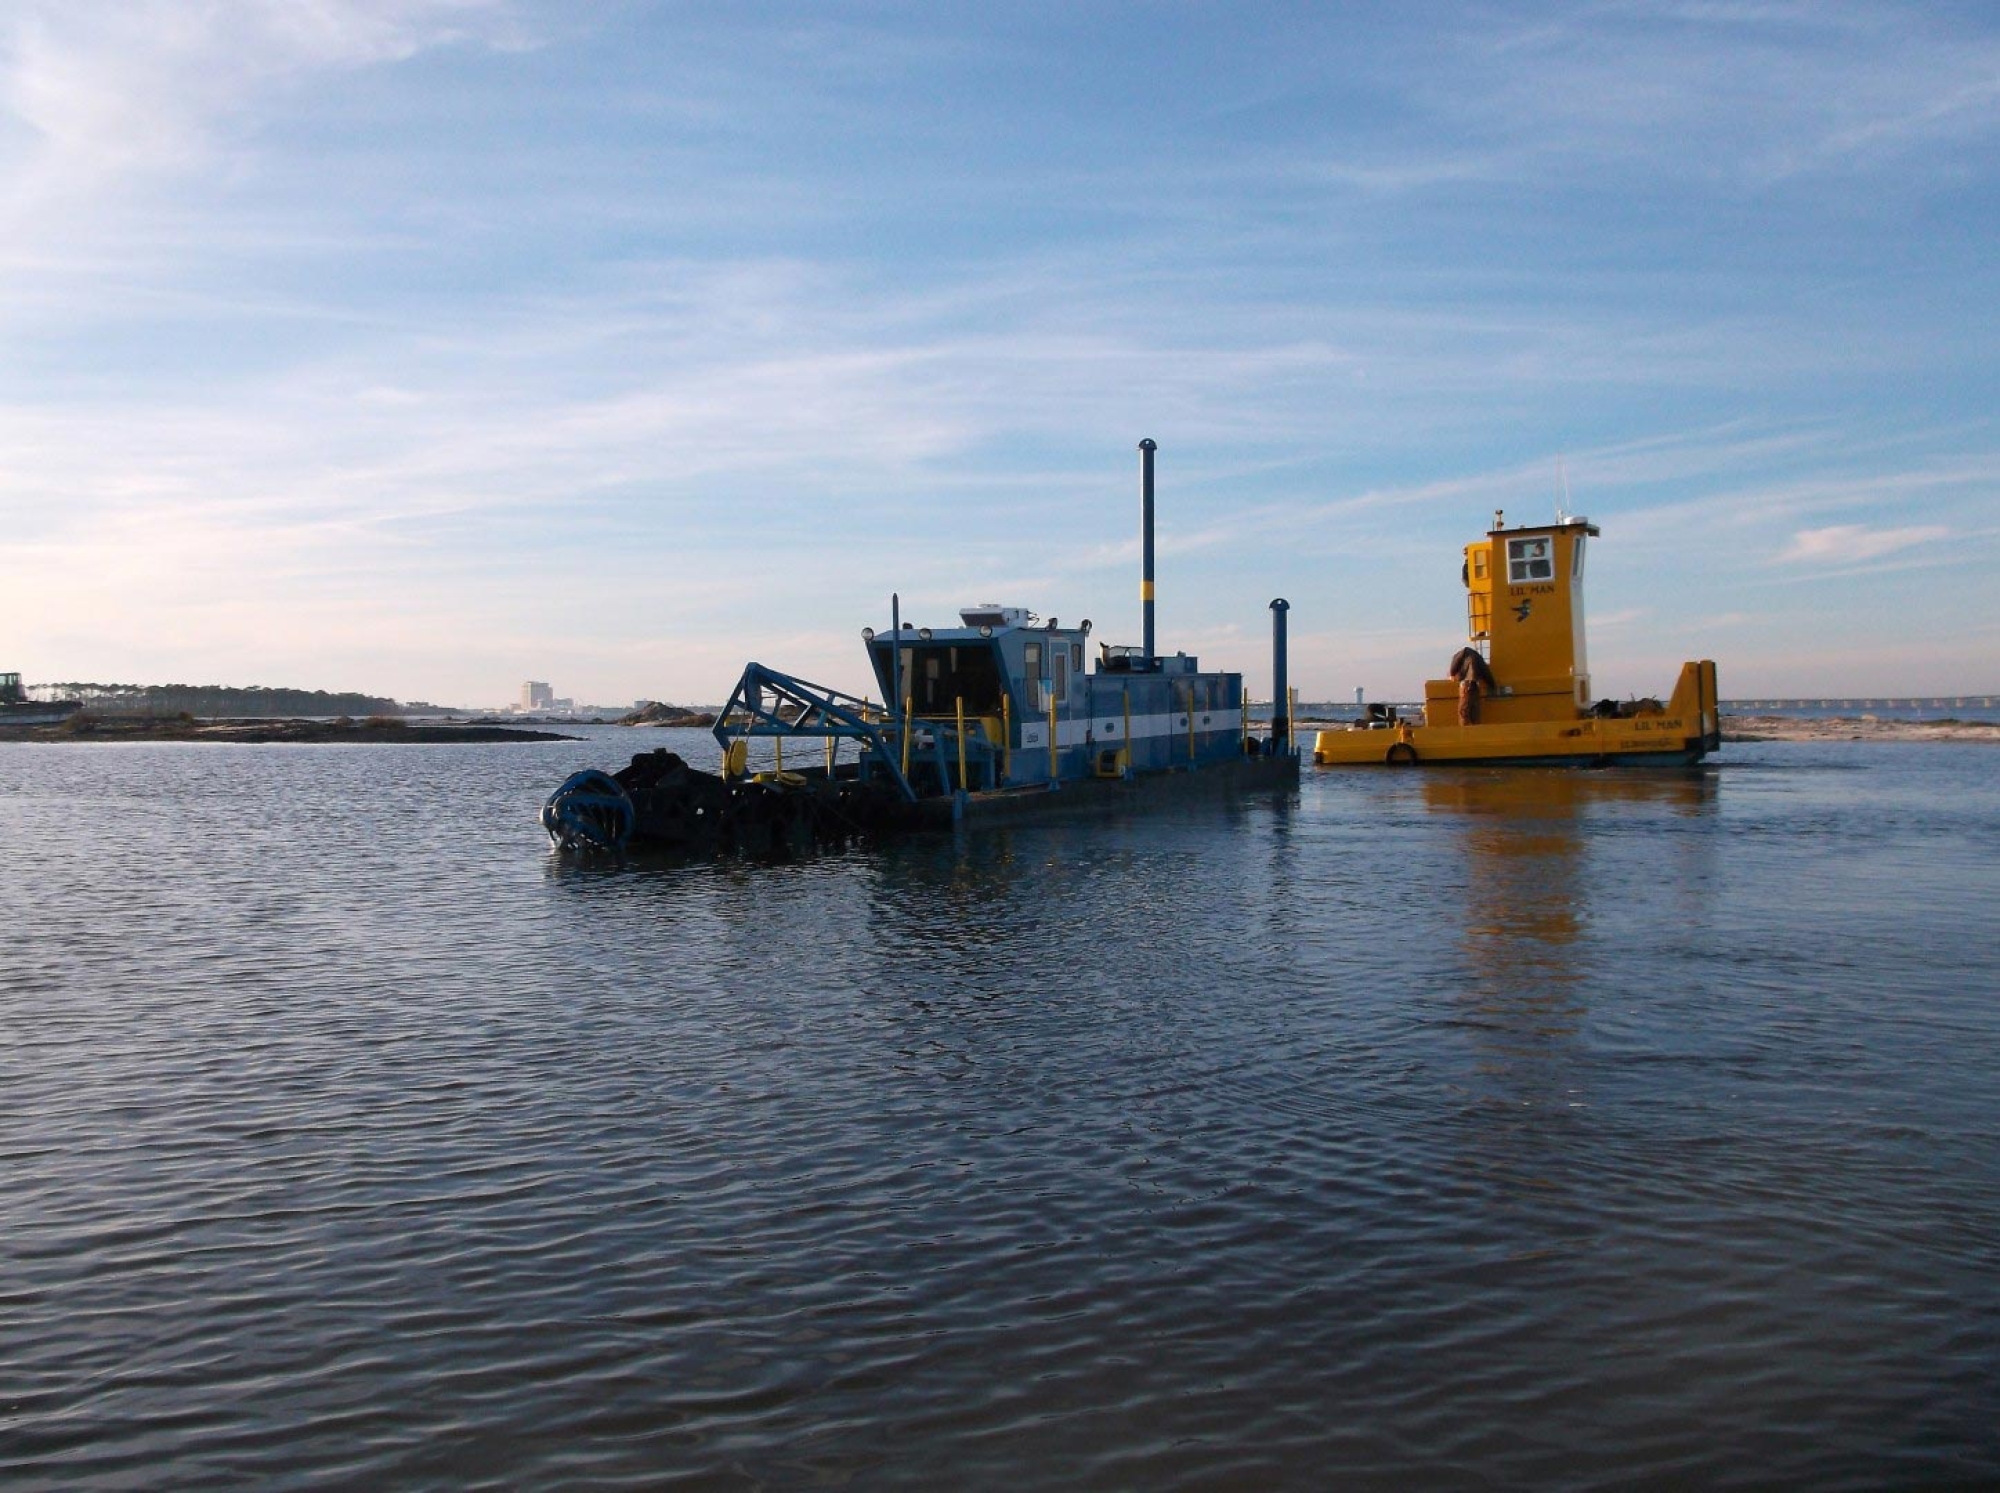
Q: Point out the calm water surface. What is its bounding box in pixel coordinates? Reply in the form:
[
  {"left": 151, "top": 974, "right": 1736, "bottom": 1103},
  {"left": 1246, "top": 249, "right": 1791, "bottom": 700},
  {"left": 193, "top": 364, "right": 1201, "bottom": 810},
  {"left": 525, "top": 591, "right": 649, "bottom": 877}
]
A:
[{"left": 4, "top": 730, "right": 1997, "bottom": 1489}]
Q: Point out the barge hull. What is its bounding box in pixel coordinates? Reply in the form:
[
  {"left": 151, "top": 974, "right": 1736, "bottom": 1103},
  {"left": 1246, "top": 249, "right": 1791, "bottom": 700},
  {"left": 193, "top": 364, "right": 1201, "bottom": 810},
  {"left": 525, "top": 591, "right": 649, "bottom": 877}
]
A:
[
  {"left": 1315, "top": 661, "right": 1720, "bottom": 769},
  {"left": 919, "top": 748, "right": 1300, "bottom": 830},
  {"left": 546, "top": 743, "right": 1299, "bottom": 858}
]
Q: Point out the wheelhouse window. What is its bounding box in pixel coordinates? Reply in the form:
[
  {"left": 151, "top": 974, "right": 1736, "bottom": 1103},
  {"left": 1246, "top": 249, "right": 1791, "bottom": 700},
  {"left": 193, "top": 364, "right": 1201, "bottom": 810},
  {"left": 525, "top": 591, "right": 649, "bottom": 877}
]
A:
[
  {"left": 912, "top": 644, "right": 1003, "bottom": 715},
  {"left": 872, "top": 641, "right": 1005, "bottom": 715},
  {"left": 1507, "top": 536, "right": 1554, "bottom": 583}
]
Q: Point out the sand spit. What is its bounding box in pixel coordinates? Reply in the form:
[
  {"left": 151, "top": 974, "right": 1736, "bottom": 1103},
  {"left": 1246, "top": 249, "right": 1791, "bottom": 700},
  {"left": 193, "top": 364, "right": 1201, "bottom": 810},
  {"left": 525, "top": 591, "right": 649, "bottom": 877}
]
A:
[{"left": 1722, "top": 714, "right": 1999, "bottom": 744}]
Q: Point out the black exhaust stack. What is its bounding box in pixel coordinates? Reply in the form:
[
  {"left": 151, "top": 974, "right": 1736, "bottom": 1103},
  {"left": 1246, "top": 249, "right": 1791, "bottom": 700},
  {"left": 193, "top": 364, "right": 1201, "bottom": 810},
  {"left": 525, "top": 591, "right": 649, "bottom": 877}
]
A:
[
  {"left": 1139, "top": 438, "right": 1157, "bottom": 664},
  {"left": 1270, "top": 598, "right": 1290, "bottom": 753}
]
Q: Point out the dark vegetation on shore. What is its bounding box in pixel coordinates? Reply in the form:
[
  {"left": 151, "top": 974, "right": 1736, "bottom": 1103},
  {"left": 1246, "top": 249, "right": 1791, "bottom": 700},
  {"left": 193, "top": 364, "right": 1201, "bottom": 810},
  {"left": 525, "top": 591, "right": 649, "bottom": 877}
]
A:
[
  {"left": 21, "top": 713, "right": 575, "bottom": 744},
  {"left": 35, "top": 683, "right": 407, "bottom": 717}
]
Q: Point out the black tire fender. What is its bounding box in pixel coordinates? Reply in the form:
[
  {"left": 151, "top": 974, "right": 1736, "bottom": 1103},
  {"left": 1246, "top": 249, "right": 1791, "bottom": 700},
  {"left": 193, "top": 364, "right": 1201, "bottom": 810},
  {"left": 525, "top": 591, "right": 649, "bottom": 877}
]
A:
[{"left": 1386, "top": 743, "right": 1419, "bottom": 765}]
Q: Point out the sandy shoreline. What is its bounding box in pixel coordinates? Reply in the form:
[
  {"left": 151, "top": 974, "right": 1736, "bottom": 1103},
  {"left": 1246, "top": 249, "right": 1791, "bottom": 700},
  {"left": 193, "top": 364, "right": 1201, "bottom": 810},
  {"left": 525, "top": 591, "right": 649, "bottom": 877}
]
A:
[{"left": 1718, "top": 714, "right": 2000, "bottom": 743}]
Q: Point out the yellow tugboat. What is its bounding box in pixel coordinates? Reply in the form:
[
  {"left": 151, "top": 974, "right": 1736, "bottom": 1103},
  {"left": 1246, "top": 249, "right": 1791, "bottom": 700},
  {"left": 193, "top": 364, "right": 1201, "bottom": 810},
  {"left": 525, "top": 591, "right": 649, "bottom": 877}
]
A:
[{"left": 1313, "top": 511, "right": 1720, "bottom": 767}]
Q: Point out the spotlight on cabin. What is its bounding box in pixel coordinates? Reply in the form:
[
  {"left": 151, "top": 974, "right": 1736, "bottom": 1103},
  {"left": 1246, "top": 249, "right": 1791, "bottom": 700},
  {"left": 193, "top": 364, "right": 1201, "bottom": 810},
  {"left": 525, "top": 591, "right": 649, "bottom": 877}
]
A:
[{"left": 861, "top": 627, "right": 875, "bottom": 641}]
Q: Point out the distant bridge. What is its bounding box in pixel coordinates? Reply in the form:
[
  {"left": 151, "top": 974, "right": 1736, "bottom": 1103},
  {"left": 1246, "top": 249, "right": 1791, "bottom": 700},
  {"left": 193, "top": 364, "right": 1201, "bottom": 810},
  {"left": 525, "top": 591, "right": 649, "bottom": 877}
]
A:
[{"left": 1725, "top": 697, "right": 1997, "bottom": 711}]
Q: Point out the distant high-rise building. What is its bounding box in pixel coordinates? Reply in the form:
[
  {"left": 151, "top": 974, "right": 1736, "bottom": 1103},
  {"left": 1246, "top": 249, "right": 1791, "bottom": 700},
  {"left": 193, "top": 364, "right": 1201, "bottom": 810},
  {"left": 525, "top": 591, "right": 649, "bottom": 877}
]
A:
[{"left": 521, "top": 681, "right": 554, "bottom": 711}]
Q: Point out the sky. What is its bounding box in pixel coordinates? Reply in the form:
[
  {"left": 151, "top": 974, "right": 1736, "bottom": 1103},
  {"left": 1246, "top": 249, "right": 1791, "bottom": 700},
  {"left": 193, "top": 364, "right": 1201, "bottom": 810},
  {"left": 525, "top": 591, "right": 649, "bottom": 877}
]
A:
[{"left": 3, "top": 0, "right": 1996, "bottom": 707}]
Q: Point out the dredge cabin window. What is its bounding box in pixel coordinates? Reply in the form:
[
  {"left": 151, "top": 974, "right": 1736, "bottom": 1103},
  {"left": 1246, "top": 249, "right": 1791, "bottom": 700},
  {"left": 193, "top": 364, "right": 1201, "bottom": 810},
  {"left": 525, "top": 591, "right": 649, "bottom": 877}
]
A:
[
  {"left": 909, "top": 644, "right": 1003, "bottom": 716},
  {"left": 1507, "top": 536, "right": 1554, "bottom": 583}
]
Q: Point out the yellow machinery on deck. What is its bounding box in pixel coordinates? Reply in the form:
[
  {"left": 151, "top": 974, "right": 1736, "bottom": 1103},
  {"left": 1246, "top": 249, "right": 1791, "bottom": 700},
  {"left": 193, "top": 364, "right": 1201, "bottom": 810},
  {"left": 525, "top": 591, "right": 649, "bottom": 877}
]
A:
[{"left": 1313, "top": 512, "right": 1720, "bottom": 767}]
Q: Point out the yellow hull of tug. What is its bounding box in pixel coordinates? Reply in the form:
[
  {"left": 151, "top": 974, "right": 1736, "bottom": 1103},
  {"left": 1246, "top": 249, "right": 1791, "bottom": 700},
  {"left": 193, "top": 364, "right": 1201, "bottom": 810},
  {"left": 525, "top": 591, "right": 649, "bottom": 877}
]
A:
[{"left": 1314, "top": 663, "right": 1720, "bottom": 767}]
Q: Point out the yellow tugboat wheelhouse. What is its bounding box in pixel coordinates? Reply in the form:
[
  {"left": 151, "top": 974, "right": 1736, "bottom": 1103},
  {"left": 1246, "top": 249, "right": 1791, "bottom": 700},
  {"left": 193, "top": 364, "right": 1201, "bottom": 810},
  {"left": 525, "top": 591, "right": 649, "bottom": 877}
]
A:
[{"left": 1313, "top": 511, "right": 1721, "bottom": 768}]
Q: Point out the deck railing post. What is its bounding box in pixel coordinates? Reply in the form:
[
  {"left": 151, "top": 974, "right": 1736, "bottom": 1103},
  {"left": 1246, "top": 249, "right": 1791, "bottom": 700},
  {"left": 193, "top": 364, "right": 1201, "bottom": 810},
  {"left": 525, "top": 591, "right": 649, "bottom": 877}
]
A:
[
  {"left": 955, "top": 696, "right": 967, "bottom": 792},
  {"left": 1123, "top": 687, "right": 1132, "bottom": 777}
]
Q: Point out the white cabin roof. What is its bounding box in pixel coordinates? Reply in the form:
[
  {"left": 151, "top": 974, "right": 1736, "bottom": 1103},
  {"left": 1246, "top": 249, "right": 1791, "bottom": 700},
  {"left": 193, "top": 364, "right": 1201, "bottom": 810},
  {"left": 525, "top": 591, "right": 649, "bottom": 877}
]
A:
[{"left": 958, "top": 604, "right": 1034, "bottom": 631}]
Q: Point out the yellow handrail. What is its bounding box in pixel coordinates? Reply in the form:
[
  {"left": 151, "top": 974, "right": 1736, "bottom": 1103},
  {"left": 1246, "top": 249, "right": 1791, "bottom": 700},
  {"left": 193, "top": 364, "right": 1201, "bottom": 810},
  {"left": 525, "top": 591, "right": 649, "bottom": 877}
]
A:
[{"left": 1122, "top": 687, "right": 1132, "bottom": 776}]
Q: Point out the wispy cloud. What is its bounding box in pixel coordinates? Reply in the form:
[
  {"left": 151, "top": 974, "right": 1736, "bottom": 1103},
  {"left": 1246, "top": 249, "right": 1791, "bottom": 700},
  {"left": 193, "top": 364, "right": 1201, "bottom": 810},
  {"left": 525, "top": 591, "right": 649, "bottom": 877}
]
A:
[
  {"left": 1775, "top": 523, "right": 1951, "bottom": 565},
  {"left": 1450, "top": 2, "right": 2000, "bottom": 187},
  {"left": 1, "top": 1, "right": 522, "bottom": 232},
  {"left": 2, "top": 3, "right": 1995, "bottom": 701}
]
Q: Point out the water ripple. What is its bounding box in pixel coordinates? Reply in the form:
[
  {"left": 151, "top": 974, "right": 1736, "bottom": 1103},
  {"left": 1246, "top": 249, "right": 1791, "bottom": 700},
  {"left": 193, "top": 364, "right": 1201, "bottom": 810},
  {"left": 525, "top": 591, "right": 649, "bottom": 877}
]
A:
[{"left": 2, "top": 737, "right": 1996, "bottom": 1487}]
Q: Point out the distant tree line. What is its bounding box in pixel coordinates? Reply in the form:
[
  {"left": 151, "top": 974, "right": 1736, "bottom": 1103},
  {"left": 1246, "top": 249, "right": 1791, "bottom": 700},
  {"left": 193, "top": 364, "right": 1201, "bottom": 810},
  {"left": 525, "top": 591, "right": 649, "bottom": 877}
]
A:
[{"left": 39, "top": 683, "right": 402, "bottom": 718}]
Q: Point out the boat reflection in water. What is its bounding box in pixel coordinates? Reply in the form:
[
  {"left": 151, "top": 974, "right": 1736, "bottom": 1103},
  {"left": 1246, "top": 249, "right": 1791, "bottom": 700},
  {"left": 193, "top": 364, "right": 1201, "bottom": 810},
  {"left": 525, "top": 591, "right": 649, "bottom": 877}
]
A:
[{"left": 1419, "top": 767, "right": 1720, "bottom": 1113}]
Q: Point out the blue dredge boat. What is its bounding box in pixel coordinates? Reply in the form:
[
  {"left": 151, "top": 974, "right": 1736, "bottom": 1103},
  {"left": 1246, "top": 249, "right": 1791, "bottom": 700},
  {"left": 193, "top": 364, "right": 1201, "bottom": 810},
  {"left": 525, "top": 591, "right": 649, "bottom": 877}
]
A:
[{"left": 543, "top": 440, "right": 1300, "bottom": 855}]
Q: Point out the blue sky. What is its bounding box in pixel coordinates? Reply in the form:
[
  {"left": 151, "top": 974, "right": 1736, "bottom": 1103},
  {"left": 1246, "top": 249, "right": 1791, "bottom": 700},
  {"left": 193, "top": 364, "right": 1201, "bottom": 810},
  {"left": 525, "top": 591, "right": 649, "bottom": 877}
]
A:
[{"left": 4, "top": 1, "right": 1995, "bottom": 706}]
